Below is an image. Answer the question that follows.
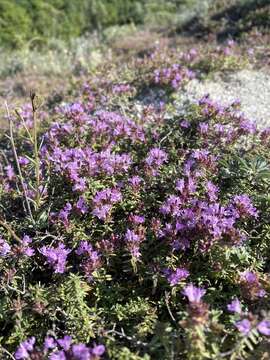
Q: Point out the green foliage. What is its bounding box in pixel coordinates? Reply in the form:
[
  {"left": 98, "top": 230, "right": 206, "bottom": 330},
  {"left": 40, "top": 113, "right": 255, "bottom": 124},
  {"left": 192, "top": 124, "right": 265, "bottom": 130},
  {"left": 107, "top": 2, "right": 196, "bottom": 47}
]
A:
[
  {"left": 1, "top": 0, "right": 270, "bottom": 48},
  {"left": 0, "top": 0, "right": 31, "bottom": 47},
  {"left": 55, "top": 274, "right": 99, "bottom": 340},
  {"left": 0, "top": 0, "right": 206, "bottom": 48}
]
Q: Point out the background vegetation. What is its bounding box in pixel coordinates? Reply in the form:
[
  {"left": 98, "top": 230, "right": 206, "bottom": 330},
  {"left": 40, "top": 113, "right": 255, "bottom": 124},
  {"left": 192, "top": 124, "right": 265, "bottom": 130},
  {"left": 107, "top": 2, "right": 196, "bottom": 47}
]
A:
[
  {"left": 0, "top": 0, "right": 196, "bottom": 47},
  {"left": 1, "top": 0, "right": 270, "bottom": 49}
]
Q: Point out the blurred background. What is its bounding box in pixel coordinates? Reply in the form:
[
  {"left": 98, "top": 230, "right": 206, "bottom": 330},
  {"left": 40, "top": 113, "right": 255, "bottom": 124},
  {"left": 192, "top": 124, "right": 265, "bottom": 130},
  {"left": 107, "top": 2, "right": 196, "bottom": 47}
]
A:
[
  {"left": 0, "top": 0, "right": 269, "bottom": 48},
  {"left": 0, "top": 0, "right": 269, "bottom": 109}
]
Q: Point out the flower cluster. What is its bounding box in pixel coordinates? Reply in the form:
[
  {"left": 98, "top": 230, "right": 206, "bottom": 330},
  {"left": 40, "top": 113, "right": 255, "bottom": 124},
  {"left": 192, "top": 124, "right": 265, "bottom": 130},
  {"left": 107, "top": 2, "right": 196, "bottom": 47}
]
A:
[
  {"left": 227, "top": 298, "right": 270, "bottom": 337},
  {"left": 154, "top": 64, "right": 195, "bottom": 89},
  {"left": 39, "top": 243, "right": 71, "bottom": 273},
  {"left": 76, "top": 241, "right": 102, "bottom": 280},
  {"left": 92, "top": 188, "right": 122, "bottom": 221},
  {"left": 182, "top": 284, "right": 209, "bottom": 325},
  {"left": 0, "top": 37, "right": 269, "bottom": 359},
  {"left": 240, "top": 271, "right": 266, "bottom": 300},
  {"left": 166, "top": 267, "right": 190, "bottom": 286},
  {"left": 14, "top": 335, "right": 105, "bottom": 360}
]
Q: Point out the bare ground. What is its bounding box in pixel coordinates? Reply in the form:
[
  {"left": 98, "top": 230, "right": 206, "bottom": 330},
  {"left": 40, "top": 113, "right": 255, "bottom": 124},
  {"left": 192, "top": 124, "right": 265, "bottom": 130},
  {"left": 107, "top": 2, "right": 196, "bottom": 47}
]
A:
[{"left": 185, "top": 69, "right": 270, "bottom": 127}]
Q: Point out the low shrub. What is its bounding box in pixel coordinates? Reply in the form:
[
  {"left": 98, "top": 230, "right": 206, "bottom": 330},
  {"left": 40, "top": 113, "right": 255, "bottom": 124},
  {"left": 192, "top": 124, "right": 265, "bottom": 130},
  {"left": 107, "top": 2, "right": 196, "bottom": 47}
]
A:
[{"left": 0, "top": 42, "right": 269, "bottom": 358}]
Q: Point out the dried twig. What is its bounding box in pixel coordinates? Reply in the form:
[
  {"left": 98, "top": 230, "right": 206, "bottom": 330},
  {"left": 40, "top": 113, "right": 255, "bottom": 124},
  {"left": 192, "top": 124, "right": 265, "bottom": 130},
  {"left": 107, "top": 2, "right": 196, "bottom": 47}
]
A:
[
  {"left": 106, "top": 327, "right": 148, "bottom": 347},
  {"left": 5, "top": 101, "right": 34, "bottom": 222},
  {"left": 165, "top": 291, "right": 176, "bottom": 322},
  {"left": 0, "top": 346, "right": 16, "bottom": 360},
  {"left": 0, "top": 217, "right": 21, "bottom": 243},
  {"left": 30, "top": 91, "right": 41, "bottom": 208}
]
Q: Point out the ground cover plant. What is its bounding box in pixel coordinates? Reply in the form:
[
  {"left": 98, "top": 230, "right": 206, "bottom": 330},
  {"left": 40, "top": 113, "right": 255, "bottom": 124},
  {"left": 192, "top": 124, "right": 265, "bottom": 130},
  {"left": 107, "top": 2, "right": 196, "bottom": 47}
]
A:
[
  {"left": 1, "top": 0, "right": 270, "bottom": 357},
  {"left": 0, "top": 38, "right": 270, "bottom": 359}
]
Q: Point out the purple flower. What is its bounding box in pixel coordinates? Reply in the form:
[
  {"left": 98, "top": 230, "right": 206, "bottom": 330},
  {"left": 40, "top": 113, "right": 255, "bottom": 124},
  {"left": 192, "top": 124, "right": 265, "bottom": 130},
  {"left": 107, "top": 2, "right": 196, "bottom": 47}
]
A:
[
  {"left": 160, "top": 195, "right": 182, "bottom": 216},
  {"left": 154, "top": 64, "right": 193, "bottom": 89},
  {"left": 241, "top": 271, "right": 257, "bottom": 283},
  {"left": 15, "top": 335, "right": 104, "bottom": 360},
  {"left": 227, "top": 39, "right": 236, "bottom": 47},
  {"left": 192, "top": 149, "right": 217, "bottom": 169},
  {"left": 14, "top": 346, "right": 29, "bottom": 360},
  {"left": 227, "top": 298, "right": 241, "bottom": 314},
  {"left": 18, "top": 156, "right": 30, "bottom": 166},
  {"left": 183, "top": 159, "right": 195, "bottom": 176},
  {"left": 198, "top": 122, "right": 209, "bottom": 135},
  {"left": 92, "top": 188, "right": 122, "bottom": 220},
  {"left": 233, "top": 195, "right": 258, "bottom": 218},
  {"left": 167, "top": 268, "right": 190, "bottom": 286},
  {"left": 180, "top": 120, "right": 190, "bottom": 128},
  {"left": 235, "top": 319, "right": 251, "bottom": 335},
  {"left": 44, "top": 336, "right": 56, "bottom": 350},
  {"left": 182, "top": 284, "right": 206, "bottom": 303},
  {"left": 176, "top": 179, "right": 185, "bottom": 193},
  {"left": 0, "top": 237, "right": 11, "bottom": 256},
  {"left": 75, "top": 196, "right": 89, "bottom": 215},
  {"left": 257, "top": 289, "right": 266, "bottom": 298},
  {"left": 72, "top": 343, "right": 90, "bottom": 360},
  {"left": 206, "top": 181, "right": 219, "bottom": 202},
  {"left": 260, "top": 127, "right": 270, "bottom": 142},
  {"left": 239, "top": 119, "right": 256, "bottom": 135},
  {"left": 223, "top": 47, "right": 232, "bottom": 56},
  {"left": 57, "top": 335, "right": 72, "bottom": 351},
  {"left": 125, "top": 229, "right": 140, "bottom": 243},
  {"left": 145, "top": 148, "right": 168, "bottom": 169},
  {"left": 72, "top": 177, "right": 87, "bottom": 193},
  {"left": 58, "top": 202, "right": 72, "bottom": 228},
  {"left": 49, "top": 350, "right": 67, "bottom": 360},
  {"left": 76, "top": 241, "right": 93, "bottom": 256},
  {"left": 5, "top": 164, "right": 15, "bottom": 181},
  {"left": 63, "top": 102, "right": 87, "bottom": 124},
  {"left": 171, "top": 238, "right": 190, "bottom": 251},
  {"left": 240, "top": 271, "right": 266, "bottom": 299},
  {"left": 129, "top": 176, "right": 143, "bottom": 188},
  {"left": 125, "top": 229, "right": 144, "bottom": 258},
  {"left": 39, "top": 243, "right": 71, "bottom": 273},
  {"left": 129, "top": 214, "right": 145, "bottom": 224},
  {"left": 92, "top": 344, "right": 105, "bottom": 356},
  {"left": 93, "top": 188, "right": 122, "bottom": 204},
  {"left": 257, "top": 320, "right": 270, "bottom": 336},
  {"left": 112, "top": 83, "right": 132, "bottom": 95},
  {"left": 22, "top": 235, "right": 35, "bottom": 256},
  {"left": 176, "top": 177, "right": 196, "bottom": 196},
  {"left": 14, "top": 337, "right": 36, "bottom": 359},
  {"left": 92, "top": 204, "right": 112, "bottom": 221},
  {"left": 75, "top": 241, "right": 101, "bottom": 279}
]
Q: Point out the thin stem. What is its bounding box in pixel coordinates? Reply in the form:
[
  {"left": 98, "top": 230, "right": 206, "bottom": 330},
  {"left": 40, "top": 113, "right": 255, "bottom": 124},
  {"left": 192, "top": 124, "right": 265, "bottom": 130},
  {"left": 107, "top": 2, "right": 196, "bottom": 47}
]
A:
[
  {"left": 30, "top": 92, "right": 41, "bottom": 209},
  {"left": 165, "top": 291, "right": 176, "bottom": 322},
  {"left": 5, "top": 101, "right": 34, "bottom": 223},
  {"left": 14, "top": 109, "right": 34, "bottom": 143},
  {"left": 106, "top": 328, "right": 148, "bottom": 347},
  {"left": 0, "top": 346, "right": 16, "bottom": 360},
  {"left": 0, "top": 217, "right": 22, "bottom": 243}
]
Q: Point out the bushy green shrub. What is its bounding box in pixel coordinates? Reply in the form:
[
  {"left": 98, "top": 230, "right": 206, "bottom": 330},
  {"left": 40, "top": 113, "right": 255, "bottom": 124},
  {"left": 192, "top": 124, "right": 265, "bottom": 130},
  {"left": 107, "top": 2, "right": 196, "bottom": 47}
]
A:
[
  {"left": 0, "top": 0, "right": 206, "bottom": 48},
  {"left": 0, "top": 0, "right": 31, "bottom": 47}
]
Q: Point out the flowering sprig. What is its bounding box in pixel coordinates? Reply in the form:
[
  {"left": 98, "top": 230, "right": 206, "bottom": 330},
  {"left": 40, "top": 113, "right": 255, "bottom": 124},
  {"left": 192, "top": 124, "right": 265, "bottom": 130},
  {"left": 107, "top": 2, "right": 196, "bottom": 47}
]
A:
[
  {"left": 92, "top": 188, "right": 122, "bottom": 221},
  {"left": 14, "top": 335, "right": 105, "bottom": 359},
  {"left": 165, "top": 268, "right": 190, "bottom": 286},
  {"left": 39, "top": 243, "right": 71, "bottom": 273},
  {"left": 75, "top": 241, "right": 102, "bottom": 280}
]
